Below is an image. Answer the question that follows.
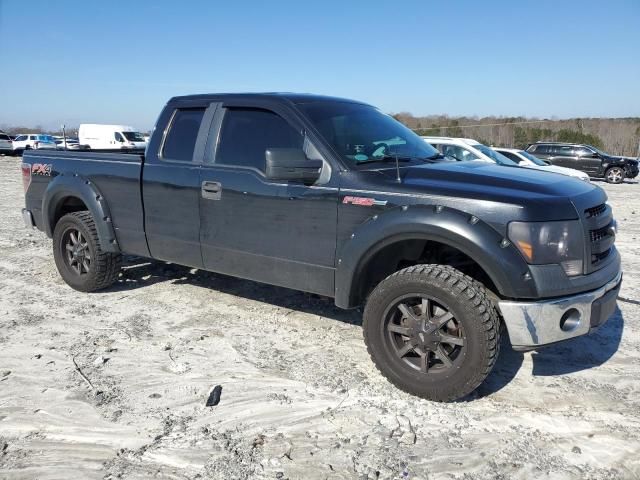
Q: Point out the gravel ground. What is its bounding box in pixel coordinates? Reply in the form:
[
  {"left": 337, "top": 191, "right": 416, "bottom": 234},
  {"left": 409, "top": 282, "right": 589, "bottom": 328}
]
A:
[{"left": 0, "top": 155, "right": 639, "bottom": 479}]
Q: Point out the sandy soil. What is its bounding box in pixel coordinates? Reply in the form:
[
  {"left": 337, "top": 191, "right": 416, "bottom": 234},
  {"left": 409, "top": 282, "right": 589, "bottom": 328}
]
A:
[{"left": 0, "top": 155, "right": 639, "bottom": 480}]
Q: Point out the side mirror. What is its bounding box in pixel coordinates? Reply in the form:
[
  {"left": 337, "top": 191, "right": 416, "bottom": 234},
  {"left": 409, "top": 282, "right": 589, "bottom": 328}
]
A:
[{"left": 265, "top": 148, "right": 322, "bottom": 183}]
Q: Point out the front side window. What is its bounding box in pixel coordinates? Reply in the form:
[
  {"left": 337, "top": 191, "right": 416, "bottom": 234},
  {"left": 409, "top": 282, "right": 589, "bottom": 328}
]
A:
[
  {"left": 300, "top": 102, "right": 439, "bottom": 168},
  {"left": 215, "top": 108, "right": 303, "bottom": 171},
  {"left": 162, "top": 108, "right": 206, "bottom": 162},
  {"left": 114, "top": 132, "right": 125, "bottom": 142},
  {"left": 574, "top": 147, "right": 594, "bottom": 156},
  {"left": 15, "top": 135, "right": 26, "bottom": 141},
  {"left": 533, "top": 145, "right": 552, "bottom": 154}
]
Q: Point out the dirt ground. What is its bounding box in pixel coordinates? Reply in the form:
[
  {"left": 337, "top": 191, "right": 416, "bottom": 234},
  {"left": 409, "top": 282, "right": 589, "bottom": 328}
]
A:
[{"left": 0, "top": 155, "right": 639, "bottom": 480}]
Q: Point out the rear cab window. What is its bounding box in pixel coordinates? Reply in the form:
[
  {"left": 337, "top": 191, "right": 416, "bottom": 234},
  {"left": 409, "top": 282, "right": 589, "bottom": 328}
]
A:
[{"left": 161, "top": 108, "right": 206, "bottom": 162}]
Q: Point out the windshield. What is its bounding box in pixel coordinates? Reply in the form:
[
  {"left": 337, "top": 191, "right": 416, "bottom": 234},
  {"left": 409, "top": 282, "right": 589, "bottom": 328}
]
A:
[
  {"left": 122, "top": 131, "right": 145, "bottom": 142},
  {"left": 518, "top": 150, "right": 548, "bottom": 166},
  {"left": 300, "top": 102, "right": 440, "bottom": 167},
  {"left": 473, "top": 144, "right": 518, "bottom": 166},
  {"left": 38, "top": 135, "right": 55, "bottom": 142}
]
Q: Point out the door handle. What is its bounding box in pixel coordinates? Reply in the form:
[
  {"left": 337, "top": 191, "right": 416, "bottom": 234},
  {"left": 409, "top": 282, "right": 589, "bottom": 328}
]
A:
[{"left": 201, "top": 181, "right": 222, "bottom": 200}]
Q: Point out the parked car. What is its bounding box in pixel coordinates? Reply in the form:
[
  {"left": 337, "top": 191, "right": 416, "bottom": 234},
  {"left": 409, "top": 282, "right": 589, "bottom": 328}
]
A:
[
  {"left": 422, "top": 137, "right": 521, "bottom": 166},
  {"left": 54, "top": 137, "right": 83, "bottom": 150},
  {"left": 0, "top": 132, "right": 13, "bottom": 155},
  {"left": 21, "top": 93, "right": 621, "bottom": 402},
  {"left": 525, "top": 142, "right": 639, "bottom": 184},
  {"left": 12, "top": 134, "right": 58, "bottom": 152},
  {"left": 494, "top": 147, "right": 590, "bottom": 182},
  {"left": 78, "top": 124, "right": 147, "bottom": 151}
]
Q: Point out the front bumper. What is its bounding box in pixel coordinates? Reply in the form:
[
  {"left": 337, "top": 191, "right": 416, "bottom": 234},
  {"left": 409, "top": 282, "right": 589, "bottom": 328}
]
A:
[{"left": 498, "top": 270, "right": 622, "bottom": 350}]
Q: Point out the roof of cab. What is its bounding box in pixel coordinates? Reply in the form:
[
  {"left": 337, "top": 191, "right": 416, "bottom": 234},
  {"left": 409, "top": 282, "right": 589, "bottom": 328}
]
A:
[{"left": 168, "top": 92, "right": 371, "bottom": 106}]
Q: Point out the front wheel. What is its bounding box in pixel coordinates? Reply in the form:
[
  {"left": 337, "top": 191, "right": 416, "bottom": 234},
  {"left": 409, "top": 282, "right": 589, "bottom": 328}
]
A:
[
  {"left": 53, "top": 211, "right": 122, "bottom": 292},
  {"left": 605, "top": 166, "right": 625, "bottom": 184},
  {"left": 363, "top": 265, "right": 500, "bottom": 402}
]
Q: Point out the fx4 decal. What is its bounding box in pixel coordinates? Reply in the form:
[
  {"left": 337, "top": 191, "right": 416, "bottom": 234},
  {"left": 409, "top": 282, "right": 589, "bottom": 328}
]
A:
[
  {"left": 31, "top": 163, "right": 52, "bottom": 176},
  {"left": 342, "top": 196, "right": 387, "bottom": 207}
]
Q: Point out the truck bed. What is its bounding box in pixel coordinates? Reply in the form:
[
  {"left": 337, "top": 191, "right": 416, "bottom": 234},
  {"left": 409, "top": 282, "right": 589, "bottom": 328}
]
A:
[{"left": 22, "top": 149, "right": 149, "bottom": 257}]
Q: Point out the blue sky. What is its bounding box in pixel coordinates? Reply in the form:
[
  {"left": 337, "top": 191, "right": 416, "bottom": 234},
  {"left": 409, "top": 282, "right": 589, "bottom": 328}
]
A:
[{"left": 0, "top": 0, "right": 638, "bottom": 130}]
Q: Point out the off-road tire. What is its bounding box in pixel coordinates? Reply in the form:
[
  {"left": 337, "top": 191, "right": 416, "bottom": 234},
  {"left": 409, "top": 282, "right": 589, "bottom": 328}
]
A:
[
  {"left": 605, "top": 166, "right": 625, "bottom": 184},
  {"left": 53, "top": 211, "right": 122, "bottom": 292},
  {"left": 363, "top": 264, "right": 500, "bottom": 402}
]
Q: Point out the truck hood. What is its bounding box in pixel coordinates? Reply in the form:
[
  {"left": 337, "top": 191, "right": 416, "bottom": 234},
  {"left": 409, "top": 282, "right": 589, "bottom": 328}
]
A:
[{"left": 372, "top": 160, "right": 603, "bottom": 223}]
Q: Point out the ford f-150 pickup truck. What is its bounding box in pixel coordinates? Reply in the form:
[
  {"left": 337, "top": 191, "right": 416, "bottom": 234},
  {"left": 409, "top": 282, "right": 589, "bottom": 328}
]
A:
[{"left": 21, "top": 93, "right": 622, "bottom": 401}]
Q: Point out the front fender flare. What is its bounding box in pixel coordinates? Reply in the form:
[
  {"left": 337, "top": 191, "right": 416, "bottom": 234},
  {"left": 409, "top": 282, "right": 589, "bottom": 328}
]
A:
[
  {"left": 334, "top": 206, "right": 536, "bottom": 308},
  {"left": 42, "top": 174, "right": 120, "bottom": 253}
]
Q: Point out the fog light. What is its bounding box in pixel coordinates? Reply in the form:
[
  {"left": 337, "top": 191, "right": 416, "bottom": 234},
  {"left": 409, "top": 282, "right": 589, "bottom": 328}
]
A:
[{"left": 559, "top": 308, "right": 581, "bottom": 332}]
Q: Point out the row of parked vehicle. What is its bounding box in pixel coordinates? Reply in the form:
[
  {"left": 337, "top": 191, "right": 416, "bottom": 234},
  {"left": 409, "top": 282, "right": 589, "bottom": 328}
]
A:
[
  {"left": 0, "top": 124, "right": 148, "bottom": 155},
  {"left": 3, "top": 127, "right": 637, "bottom": 184},
  {"left": 422, "top": 137, "right": 639, "bottom": 184}
]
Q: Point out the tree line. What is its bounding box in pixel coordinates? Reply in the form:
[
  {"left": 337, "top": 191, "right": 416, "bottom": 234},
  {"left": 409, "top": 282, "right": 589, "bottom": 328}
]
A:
[{"left": 392, "top": 114, "right": 640, "bottom": 157}]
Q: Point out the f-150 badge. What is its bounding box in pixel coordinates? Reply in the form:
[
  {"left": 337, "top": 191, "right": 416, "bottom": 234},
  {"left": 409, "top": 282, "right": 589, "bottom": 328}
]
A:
[{"left": 342, "top": 196, "right": 387, "bottom": 206}]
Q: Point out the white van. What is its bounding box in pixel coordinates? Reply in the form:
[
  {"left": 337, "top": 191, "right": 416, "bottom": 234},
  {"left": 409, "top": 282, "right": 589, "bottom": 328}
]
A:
[{"left": 78, "top": 124, "right": 147, "bottom": 150}]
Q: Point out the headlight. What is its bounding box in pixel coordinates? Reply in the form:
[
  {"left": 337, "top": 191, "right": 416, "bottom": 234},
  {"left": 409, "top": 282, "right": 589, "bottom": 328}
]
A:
[{"left": 508, "top": 220, "right": 584, "bottom": 276}]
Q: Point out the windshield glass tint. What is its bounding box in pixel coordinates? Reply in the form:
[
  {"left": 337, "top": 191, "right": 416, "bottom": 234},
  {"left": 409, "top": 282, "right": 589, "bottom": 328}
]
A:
[
  {"left": 519, "top": 150, "right": 547, "bottom": 166},
  {"left": 473, "top": 144, "right": 518, "bottom": 166},
  {"left": 123, "top": 131, "right": 145, "bottom": 142},
  {"left": 38, "top": 135, "right": 55, "bottom": 142},
  {"left": 300, "top": 102, "right": 439, "bottom": 167}
]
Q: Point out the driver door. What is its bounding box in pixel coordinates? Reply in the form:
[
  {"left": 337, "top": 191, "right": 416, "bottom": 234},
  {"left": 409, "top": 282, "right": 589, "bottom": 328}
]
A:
[{"left": 199, "top": 102, "right": 339, "bottom": 296}]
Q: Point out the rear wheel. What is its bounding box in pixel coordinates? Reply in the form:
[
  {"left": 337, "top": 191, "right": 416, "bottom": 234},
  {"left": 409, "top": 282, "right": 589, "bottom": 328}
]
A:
[
  {"left": 605, "top": 166, "right": 625, "bottom": 184},
  {"left": 53, "top": 211, "right": 122, "bottom": 292},
  {"left": 363, "top": 265, "right": 500, "bottom": 402}
]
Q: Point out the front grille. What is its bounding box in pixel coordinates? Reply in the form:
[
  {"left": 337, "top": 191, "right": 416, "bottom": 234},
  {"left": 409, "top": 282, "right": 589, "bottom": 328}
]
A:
[
  {"left": 585, "top": 204, "right": 606, "bottom": 218},
  {"left": 590, "top": 225, "right": 611, "bottom": 242},
  {"left": 592, "top": 249, "right": 611, "bottom": 263},
  {"left": 582, "top": 202, "right": 615, "bottom": 273}
]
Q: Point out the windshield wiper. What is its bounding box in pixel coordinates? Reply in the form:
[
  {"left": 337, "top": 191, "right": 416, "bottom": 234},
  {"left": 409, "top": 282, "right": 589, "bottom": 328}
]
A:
[
  {"left": 356, "top": 155, "right": 417, "bottom": 165},
  {"left": 423, "top": 153, "right": 450, "bottom": 162}
]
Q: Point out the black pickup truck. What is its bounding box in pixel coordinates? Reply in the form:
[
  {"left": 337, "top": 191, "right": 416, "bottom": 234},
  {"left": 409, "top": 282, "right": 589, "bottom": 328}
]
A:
[{"left": 21, "top": 93, "right": 622, "bottom": 401}]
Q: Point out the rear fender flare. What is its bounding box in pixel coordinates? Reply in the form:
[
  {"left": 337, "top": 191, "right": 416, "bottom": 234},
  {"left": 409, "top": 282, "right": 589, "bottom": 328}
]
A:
[
  {"left": 42, "top": 174, "right": 120, "bottom": 252},
  {"left": 334, "top": 205, "right": 535, "bottom": 308}
]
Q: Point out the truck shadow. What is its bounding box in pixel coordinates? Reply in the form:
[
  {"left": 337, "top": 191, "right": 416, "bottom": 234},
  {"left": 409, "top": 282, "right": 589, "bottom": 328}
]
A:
[
  {"left": 529, "top": 306, "right": 624, "bottom": 376},
  {"left": 475, "top": 306, "right": 624, "bottom": 398},
  {"left": 112, "top": 257, "right": 362, "bottom": 324},
  {"left": 113, "top": 257, "right": 625, "bottom": 395}
]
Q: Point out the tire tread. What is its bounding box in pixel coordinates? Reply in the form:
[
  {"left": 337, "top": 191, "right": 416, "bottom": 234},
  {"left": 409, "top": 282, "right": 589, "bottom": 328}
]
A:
[{"left": 363, "top": 264, "right": 500, "bottom": 402}]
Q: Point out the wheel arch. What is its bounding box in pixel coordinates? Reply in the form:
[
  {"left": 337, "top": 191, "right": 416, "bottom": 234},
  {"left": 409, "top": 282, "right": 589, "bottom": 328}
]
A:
[
  {"left": 42, "top": 174, "right": 120, "bottom": 252},
  {"left": 334, "top": 206, "right": 536, "bottom": 308}
]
